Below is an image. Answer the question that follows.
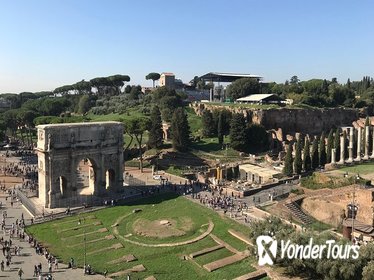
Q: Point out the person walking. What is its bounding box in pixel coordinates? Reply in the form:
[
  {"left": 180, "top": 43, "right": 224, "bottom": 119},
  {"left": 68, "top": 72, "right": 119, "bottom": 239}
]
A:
[{"left": 18, "top": 267, "right": 24, "bottom": 280}]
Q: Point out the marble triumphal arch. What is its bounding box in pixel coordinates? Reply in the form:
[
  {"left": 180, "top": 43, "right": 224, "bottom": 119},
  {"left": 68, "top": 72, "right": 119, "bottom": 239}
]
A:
[{"left": 36, "top": 122, "right": 124, "bottom": 208}]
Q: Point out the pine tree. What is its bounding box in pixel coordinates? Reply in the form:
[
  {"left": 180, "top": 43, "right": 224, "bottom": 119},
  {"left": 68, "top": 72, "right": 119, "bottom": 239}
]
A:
[
  {"left": 311, "top": 137, "right": 319, "bottom": 169},
  {"left": 283, "top": 144, "right": 293, "bottom": 176},
  {"left": 229, "top": 113, "right": 247, "bottom": 152},
  {"left": 319, "top": 132, "right": 327, "bottom": 166},
  {"left": 201, "top": 110, "right": 215, "bottom": 137},
  {"left": 171, "top": 108, "right": 191, "bottom": 152},
  {"left": 303, "top": 138, "right": 312, "bottom": 171},
  {"left": 326, "top": 129, "right": 334, "bottom": 163},
  {"left": 334, "top": 128, "right": 340, "bottom": 162},
  {"left": 217, "top": 111, "right": 224, "bottom": 145},
  {"left": 294, "top": 138, "right": 302, "bottom": 174},
  {"left": 147, "top": 106, "right": 163, "bottom": 149}
]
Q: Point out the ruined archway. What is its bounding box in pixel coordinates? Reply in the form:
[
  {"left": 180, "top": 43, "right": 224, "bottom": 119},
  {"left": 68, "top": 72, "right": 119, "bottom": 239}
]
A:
[{"left": 36, "top": 122, "right": 124, "bottom": 208}]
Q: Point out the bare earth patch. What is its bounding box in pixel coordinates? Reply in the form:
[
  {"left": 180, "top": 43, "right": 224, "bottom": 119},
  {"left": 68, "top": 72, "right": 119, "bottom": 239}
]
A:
[{"left": 133, "top": 217, "right": 193, "bottom": 238}]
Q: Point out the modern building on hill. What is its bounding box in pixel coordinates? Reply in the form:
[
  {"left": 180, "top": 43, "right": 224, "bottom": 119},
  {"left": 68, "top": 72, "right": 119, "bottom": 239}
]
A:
[
  {"left": 159, "top": 72, "right": 175, "bottom": 89},
  {"left": 194, "top": 72, "right": 265, "bottom": 102},
  {"left": 235, "top": 94, "right": 285, "bottom": 105}
]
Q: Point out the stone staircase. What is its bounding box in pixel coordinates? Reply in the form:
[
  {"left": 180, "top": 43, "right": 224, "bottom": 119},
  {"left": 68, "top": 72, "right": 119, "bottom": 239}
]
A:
[{"left": 284, "top": 201, "right": 312, "bottom": 225}]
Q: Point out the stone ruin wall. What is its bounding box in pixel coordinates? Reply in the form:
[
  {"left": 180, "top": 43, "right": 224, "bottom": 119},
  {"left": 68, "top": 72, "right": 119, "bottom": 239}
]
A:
[
  {"left": 191, "top": 103, "right": 359, "bottom": 136},
  {"left": 301, "top": 188, "right": 374, "bottom": 227}
]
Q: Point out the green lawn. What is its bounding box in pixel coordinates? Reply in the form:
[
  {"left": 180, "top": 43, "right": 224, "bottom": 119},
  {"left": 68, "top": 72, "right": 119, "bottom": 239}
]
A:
[
  {"left": 186, "top": 107, "right": 203, "bottom": 135},
  {"left": 87, "top": 109, "right": 145, "bottom": 122},
  {"left": 339, "top": 162, "right": 374, "bottom": 175},
  {"left": 27, "top": 193, "right": 255, "bottom": 280}
]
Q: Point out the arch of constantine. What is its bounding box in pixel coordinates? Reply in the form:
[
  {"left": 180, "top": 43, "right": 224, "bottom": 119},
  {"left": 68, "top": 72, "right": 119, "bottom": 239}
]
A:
[{"left": 36, "top": 122, "right": 124, "bottom": 208}]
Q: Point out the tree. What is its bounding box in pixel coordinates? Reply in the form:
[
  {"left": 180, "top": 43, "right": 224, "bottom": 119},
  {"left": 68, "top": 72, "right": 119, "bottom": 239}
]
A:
[
  {"left": 123, "top": 117, "right": 151, "bottom": 172},
  {"left": 334, "top": 128, "right": 340, "bottom": 162},
  {"left": 290, "top": 75, "right": 300, "bottom": 85},
  {"left": 226, "top": 78, "right": 260, "bottom": 100},
  {"left": 283, "top": 144, "right": 293, "bottom": 176},
  {"left": 170, "top": 108, "right": 191, "bottom": 152},
  {"left": 152, "top": 87, "right": 182, "bottom": 121},
  {"left": 303, "top": 138, "right": 312, "bottom": 171},
  {"left": 326, "top": 129, "right": 334, "bottom": 163},
  {"left": 201, "top": 110, "right": 215, "bottom": 137},
  {"left": 145, "top": 72, "right": 161, "bottom": 88},
  {"left": 147, "top": 106, "right": 163, "bottom": 149},
  {"left": 294, "top": 138, "right": 302, "bottom": 174},
  {"left": 3, "top": 109, "right": 19, "bottom": 138},
  {"left": 217, "top": 112, "right": 224, "bottom": 145},
  {"left": 319, "top": 132, "right": 327, "bottom": 166},
  {"left": 229, "top": 113, "right": 247, "bottom": 152},
  {"left": 362, "top": 261, "right": 374, "bottom": 280},
  {"left": 17, "top": 110, "right": 38, "bottom": 147},
  {"left": 129, "top": 85, "right": 141, "bottom": 100},
  {"left": 246, "top": 124, "right": 269, "bottom": 153},
  {"left": 311, "top": 137, "right": 319, "bottom": 169},
  {"left": 78, "top": 95, "right": 91, "bottom": 114}
]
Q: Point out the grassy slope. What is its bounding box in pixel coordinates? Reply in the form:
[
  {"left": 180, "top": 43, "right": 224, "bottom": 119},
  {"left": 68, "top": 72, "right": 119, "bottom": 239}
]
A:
[{"left": 27, "top": 193, "right": 255, "bottom": 280}]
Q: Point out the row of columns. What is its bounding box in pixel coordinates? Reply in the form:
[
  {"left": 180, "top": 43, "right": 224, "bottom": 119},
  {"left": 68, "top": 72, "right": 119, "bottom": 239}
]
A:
[{"left": 331, "top": 125, "right": 374, "bottom": 165}]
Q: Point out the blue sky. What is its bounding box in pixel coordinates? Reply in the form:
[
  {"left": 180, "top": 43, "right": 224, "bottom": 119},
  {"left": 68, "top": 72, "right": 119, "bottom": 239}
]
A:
[{"left": 0, "top": 0, "right": 373, "bottom": 93}]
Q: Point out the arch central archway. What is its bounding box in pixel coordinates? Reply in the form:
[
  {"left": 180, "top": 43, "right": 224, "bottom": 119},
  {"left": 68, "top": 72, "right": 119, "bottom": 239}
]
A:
[
  {"left": 76, "top": 158, "right": 96, "bottom": 195},
  {"left": 36, "top": 122, "right": 124, "bottom": 208}
]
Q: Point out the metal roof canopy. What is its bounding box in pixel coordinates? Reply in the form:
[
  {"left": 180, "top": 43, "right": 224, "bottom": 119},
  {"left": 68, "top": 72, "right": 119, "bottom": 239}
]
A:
[
  {"left": 236, "top": 94, "right": 278, "bottom": 102},
  {"left": 198, "top": 72, "right": 263, "bottom": 83}
]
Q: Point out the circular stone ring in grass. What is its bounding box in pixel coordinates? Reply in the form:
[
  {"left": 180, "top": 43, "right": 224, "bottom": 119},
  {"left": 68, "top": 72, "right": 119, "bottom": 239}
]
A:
[{"left": 112, "top": 214, "right": 214, "bottom": 247}]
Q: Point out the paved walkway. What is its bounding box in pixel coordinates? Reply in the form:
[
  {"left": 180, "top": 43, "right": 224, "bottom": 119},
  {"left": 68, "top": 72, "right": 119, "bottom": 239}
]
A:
[{"left": 0, "top": 193, "right": 110, "bottom": 280}]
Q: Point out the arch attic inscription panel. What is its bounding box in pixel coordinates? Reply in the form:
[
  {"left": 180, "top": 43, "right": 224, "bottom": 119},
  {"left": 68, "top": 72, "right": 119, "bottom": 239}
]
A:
[{"left": 36, "top": 122, "right": 124, "bottom": 208}]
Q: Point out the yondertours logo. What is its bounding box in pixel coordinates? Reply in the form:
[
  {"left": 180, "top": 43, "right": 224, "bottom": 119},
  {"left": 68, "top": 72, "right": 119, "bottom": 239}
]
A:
[{"left": 256, "top": 235, "right": 360, "bottom": 266}]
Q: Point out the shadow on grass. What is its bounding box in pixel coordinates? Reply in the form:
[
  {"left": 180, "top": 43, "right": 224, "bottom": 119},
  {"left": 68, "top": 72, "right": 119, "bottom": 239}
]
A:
[
  {"left": 120, "top": 192, "right": 180, "bottom": 207},
  {"left": 191, "top": 141, "right": 222, "bottom": 152}
]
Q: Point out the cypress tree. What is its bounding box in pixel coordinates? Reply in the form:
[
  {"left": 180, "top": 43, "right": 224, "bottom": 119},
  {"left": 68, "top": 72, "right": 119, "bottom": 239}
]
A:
[
  {"left": 326, "top": 129, "right": 334, "bottom": 163},
  {"left": 303, "top": 138, "right": 312, "bottom": 172},
  {"left": 311, "top": 137, "right": 319, "bottom": 169},
  {"left": 217, "top": 111, "right": 224, "bottom": 145},
  {"left": 147, "top": 105, "right": 163, "bottom": 149},
  {"left": 201, "top": 110, "right": 215, "bottom": 137},
  {"left": 171, "top": 108, "right": 191, "bottom": 152},
  {"left": 334, "top": 128, "right": 340, "bottom": 162},
  {"left": 294, "top": 138, "right": 302, "bottom": 174},
  {"left": 283, "top": 144, "right": 293, "bottom": 176},
  {"left": 319, "top": 132, "right": 327, "bottom": 166},
  {"left": 229, "top": 113, "right": 247, "bottom": 152}
]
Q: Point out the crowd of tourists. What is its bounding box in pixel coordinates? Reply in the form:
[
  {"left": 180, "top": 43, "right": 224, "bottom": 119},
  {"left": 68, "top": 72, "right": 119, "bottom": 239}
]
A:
[
  {"left": 0, "top": 150, "right": 38, "bottom": 193},
  {"left": 1, "top": 194, "right": 55, "bottom": 279}
]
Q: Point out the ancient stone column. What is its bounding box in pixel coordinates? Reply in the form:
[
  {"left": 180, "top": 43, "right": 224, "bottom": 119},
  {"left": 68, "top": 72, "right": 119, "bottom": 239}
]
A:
[
  {"left": 339, "top": 135, "right": 345, "bottom": 164},
  {"left": 364, "top": 125, "right": 370, "bottom": 160},
  {"left": 347, "top": 127, "right": 354, "bottom": 162},
  {"left": 331, "top": 148, "right": 336, "bottom": 164},
  {"left": 356, "top": 126, "right": 362, "bottom": 161}
]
